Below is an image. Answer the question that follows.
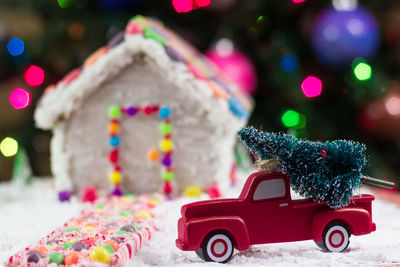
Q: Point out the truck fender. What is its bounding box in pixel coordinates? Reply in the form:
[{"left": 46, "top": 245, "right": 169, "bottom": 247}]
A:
[
  {"left": 186, "top": 216, "right": 250, "bottom": 251},
  {"left": 312, "top": 208, "right": 373, "bottom": 242}
]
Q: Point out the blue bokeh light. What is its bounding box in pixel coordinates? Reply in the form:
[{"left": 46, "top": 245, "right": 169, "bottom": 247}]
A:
[
  {"left": 280, "top": 54, "right": 298, "bottom": 72},
  {"left": 7, "top": 37, "right": 25, "bottom": 56}
]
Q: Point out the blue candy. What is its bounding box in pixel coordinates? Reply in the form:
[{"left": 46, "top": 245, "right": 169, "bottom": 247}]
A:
[
  {"left": 109, "top": 136, "right": 120, "bottom": 147},
  {"left": 159, "top": 106, "right": 171, "bottom": 119}
]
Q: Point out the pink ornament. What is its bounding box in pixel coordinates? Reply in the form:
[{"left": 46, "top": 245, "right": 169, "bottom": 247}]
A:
[
  {"left": 207, "top": 185, "right": 220, "bottom": 199},
  {"left": 206, "top": 41, "right": 257, "bottom": 95}
]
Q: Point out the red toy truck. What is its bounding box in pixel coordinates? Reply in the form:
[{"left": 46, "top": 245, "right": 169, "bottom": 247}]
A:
[{"left": 176, "top": 171, "right": 376, "bottom": 263}]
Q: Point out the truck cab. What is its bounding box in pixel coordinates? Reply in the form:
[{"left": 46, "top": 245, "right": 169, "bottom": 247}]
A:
[{"left": 176, "top": 171, "right": 376, "bottom": 263}]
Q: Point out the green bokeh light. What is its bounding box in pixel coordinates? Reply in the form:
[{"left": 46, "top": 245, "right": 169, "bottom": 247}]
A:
[
  {"left": 282, "top": 110, "right": 300, "bottom": 128},
  {"left": 354, "top": 62, "right": 372, "bottom": 81}
]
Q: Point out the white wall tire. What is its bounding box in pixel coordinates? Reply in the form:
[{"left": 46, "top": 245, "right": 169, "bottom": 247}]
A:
[
  {"left": 203, "top": 233, "right": 234, "bottom": 263},
  {"left": 323, "top": 224, "right": 350, "bottom": 252}
]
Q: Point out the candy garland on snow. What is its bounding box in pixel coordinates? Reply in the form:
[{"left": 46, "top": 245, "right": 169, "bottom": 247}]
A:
[
  {"left": 5, "top": 194, "right": 162, "bottom": 266},
  {"left": 238, "top": 127, "right": 367, "bottom": 208},
  {"left": 108, "top": 104, "right": 174, "bottom": 196}
]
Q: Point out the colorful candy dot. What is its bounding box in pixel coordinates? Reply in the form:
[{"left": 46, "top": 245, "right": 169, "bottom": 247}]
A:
[
  {"left": 109, "top": 122, "right": 119, "bottom": 135},
  {"left": 120, "top": 210, "right": 133, "bottom": 217},
  {"left": 161, "top": 155, "right": 172, "bottom": 167},
  {"left": 102, "top": 244, "right": 115, "bottom": 254},
  {"left": 65, "top": 228, "right": 79, "bottom": 233},
  {"left": 184, "top": 185, "right": 202, "bottom": 197},
  {"left": 27, "top": 250, "right": 41, "bottom": 263},
  {"left": 111, "top": 187, "right": 123, "bottom": 196},
  {"left": 89, "top": 247, "right": 111, "bottom": 263},
  {"left": 109, "top": 149, "right": 118, "bottom": 163},
  {"left": 61, "top": 243, "right": 73, "bottom": 249},
  {"left": 116, "top": 230, "right": 130, "bottom": 235},
  {"left": 109, "top": 136, "right": 120, "bottom": 147},
  {"left": 125, "top": 106, "right": 138, "bottom": 116},
  {"left": 137, "top": 210, "right": 151, "bottom": 218},
  {"left": 147, "top": 149, "right": 159, "bottom": 161},
  {"left": 162, "top": 170, "right": 174, "bottom": 181},
  {"left": 159, "top": 139, "right": 173, "bottom": 152},
  {"left": 163, "top": 181, "right": 172, "bottom": 194},
  {"left": 159, "top": 107, "right": 171, "bottom": 118},
  {"left": 142, "top": 105, "right": 154, "bottom": 115},
  {"left": 48, "top": 252, "right": 64, "bottom": 264},
  {"left": 120, "top": 225, "right": 136, "bottom": 233},
  {"left": 125, "top": 22, "right": 143, "bottom": 35},
  {"left": 143, "top": 29, "right": 166, "bottom": 47},
  {"left": 159, "top": 122, "right": 172, "bottom": 135},
  {"left": 82, "top": 187, "right": 97, "bottom": 202},
  {"left": 72, "top": 241, "right": 89, "bottom": 251},
  {"left": 65, "top": 251, "right": 82, "bottom": 266},
  {"left": 103, "top": 240, "right": 119, "bottom": 251},
  {"left": 108, "top": 105, "right": 121, "bottom": 119},
  {"left": 207, "top": 185, "right": 221, "bottom": 199},
  {"left": 109, "top": 171, "right": 122, "bottom": 184},
  {"left": 58, "top": 190, "right": 71, "bottom": 202}
]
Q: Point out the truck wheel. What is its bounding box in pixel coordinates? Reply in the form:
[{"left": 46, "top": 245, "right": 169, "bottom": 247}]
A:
[
  {"left": 195, "top": 248, "right": 206, "bottom": 261},
  {"left": 202, "top": 233, "right": 234, "bottom": 263},
  {"left": 322, "top": 223, "right": 350, "bottom": 252}
]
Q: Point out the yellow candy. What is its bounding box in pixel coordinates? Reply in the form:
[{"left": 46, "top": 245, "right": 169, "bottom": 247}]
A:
[
  {"left": 85, "top": 226, "right": 95, "bottom": 232},
  {"left": 89, "top": 246, "right": 111, "bottom": 263},
  {"left": 159, "top": 139, "right": 173, "bottom": 152},
  {"left": 149, "top": 199, "right": 159, "bottom": 206},
  {"left": 109, "top": 171, "right": 121, "bottom": 184},
  {"left": 137, "top": 210, "right": 151, "bottom": 218},
  {"left": 184, "top": 185, "right": 202, "bottom": 198}
]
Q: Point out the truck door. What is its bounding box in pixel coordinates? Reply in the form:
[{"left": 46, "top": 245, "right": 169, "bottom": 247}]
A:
[{"left": 245, "top": 176, "right": 293, "bottom": 244}]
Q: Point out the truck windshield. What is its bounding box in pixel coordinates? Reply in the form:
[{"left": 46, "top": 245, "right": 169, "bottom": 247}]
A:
[{"left": 253, "top": 178, "right": 286, "bottom": 201}]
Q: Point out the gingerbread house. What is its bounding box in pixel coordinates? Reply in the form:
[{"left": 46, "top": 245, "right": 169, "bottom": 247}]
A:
[{"left": 34, "top": 16, "right": 253, "bottom": 198}]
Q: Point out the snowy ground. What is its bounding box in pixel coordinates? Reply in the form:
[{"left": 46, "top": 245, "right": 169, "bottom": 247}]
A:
[{"left": 1, "top": 178, "right": 400, "bottom": 267}]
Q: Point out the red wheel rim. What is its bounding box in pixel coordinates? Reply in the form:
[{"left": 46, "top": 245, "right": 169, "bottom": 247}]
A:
[
  {"left": 210, "top": 239, "right": 228, "bottom": 258},
  {"left": 329, "top": 229, "right": 344, "bottom": 248}
]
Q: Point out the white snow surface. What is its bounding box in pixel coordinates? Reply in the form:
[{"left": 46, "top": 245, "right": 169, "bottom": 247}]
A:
[{"left": 1, "top": 178, "right": 400, "bottom": 267}]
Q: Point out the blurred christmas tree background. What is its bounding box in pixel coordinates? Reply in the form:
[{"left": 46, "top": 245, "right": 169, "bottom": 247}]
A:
[{"left": 0, "top": 0, "right": 399, "bottom": 186}]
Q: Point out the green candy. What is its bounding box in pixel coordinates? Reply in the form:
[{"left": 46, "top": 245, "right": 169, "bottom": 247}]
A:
[
  {"left": 124, "top": 193, "right": 136, "bottom": 199},
  {"left": 129, "top": 223, "right": 139, "bottom": 231},
  {"left": 129, "top": 15, "right": 146, "bottom": 26},
  {"left": 159, "top": 122, "right": 172, "bottom": 135},
  {"left": 162, "top": 171, "right": 174, "bottom": 181},
  {"left": 65, "top": 228, "right": 79, "bottom": 233},
  {"left": 61, "top": 242, "right": 73, "bottom": 249},
  {"left": 143, "top": 29, "right": 166, "bottom": 47},
  {"left": 120, "top": 210, "right": 133, "bottom": 217},
  {"left": 48, "top": 252, "right": 64, "bottom": 264},
  {"left": 116, "top": 230, "right": 130, "bottom": 235},
  {"left": 108, "top": 105, "right": 121, "bottom": 119},
  {"left": 102, "top": 244, "right": 115, "bottom": 254},
  {"left": 96, "top": 204, "right": 105, "bottom": 210}
]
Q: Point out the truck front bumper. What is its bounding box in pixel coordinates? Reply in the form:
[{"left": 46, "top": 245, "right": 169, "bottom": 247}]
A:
[{"left": 371, "top": 222, "right": 376, "bottom": 232}]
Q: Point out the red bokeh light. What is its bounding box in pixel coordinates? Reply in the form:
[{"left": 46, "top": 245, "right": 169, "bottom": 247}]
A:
[
  {"left": 24, "top": 65, "right": 45, "bottom": 87},
  {"left": 301, "top": 75, "right": 322, "bottom": 98},
  {"left": 172, "top": 0, "right": 211, "bottom": 13}
]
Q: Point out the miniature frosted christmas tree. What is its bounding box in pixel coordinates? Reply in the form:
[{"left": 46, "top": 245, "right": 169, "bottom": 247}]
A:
[{"left": 238, "top": 127, "right": 393, "bottom": 208}]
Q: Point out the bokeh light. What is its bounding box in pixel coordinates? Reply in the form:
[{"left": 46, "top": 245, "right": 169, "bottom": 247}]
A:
[
  {"left": 57, "top": 0, "right": 72, "bottom": 8},
  {"left": 9, "top": 88, "right": 31, "bottom": 109},
  {"left": 7, "top": 37, "right": 24, "bottom": 56},
  {"left": 195, "top": 0, "right": 211, "bottom": 7},
  {"left": 292, "top": 0, "right": 306, "bottom": 3},
  {"left": 282, "top": 110, "right": 300, "bottom": 127},
  {"left": 0, "top": 137, "right": 18, "bottom": 157},
  {"left": 280, "top": 55, "right": 298, "bottom": 72},
  {"left": 385, "top": 96, "right": 400, "bottom": 115},
  {"left": 353, "top": 62, "right": 372, "bottom": 81},
  {"left": 301, "top": 75, "right": 322, "bottom": 98},
  {"left": 24, "top": 65, "right": 45, "bottom": 86},
  {"left": 172, "top": 0, "right": 193, "bottom": 13},
  {"left": 68, "top": 22, "right": 86, "bottom": 40}
]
